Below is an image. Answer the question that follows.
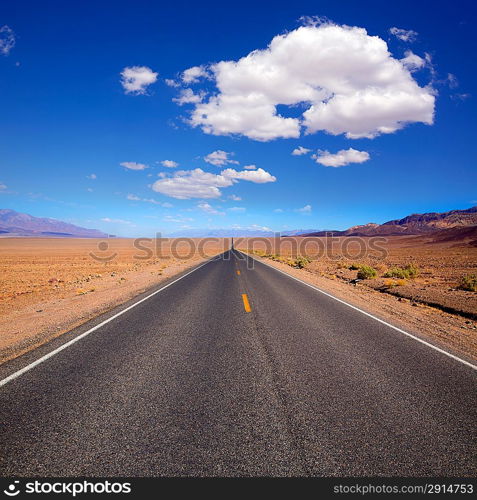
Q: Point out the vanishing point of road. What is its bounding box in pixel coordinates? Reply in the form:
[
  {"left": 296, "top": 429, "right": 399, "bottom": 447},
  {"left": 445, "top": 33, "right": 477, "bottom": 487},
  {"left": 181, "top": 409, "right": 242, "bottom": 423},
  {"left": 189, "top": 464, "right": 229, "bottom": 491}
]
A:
[{"left": 0, "top": 250, "right": 475, "bottom": 476}]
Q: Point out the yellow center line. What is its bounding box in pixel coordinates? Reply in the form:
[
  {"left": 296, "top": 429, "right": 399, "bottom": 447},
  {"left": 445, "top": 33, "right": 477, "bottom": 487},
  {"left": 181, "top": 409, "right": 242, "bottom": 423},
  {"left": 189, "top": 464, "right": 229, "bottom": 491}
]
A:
[{"left": 242, "top": 293, "right": 252, "bottom": 312}]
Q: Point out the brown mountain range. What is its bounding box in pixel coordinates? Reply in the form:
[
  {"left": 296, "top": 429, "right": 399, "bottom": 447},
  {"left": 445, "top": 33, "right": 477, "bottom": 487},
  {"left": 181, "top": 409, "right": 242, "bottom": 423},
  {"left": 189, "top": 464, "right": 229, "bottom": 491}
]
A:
[
  {"left": 0, "top": 209, "right": 111, "bottom": 238},
  {"left": 301, "top": 206, "right": 477, "bottom": 237}
]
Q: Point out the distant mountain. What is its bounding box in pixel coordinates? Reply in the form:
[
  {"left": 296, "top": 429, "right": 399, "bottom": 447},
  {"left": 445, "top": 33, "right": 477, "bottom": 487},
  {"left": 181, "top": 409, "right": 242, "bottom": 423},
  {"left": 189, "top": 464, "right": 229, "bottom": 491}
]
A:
[
  {"left": 301, "top": 207, "right": 477, "bottom": 237},
  {"left": 166, "top": 228, "right": 277, "bottom": 238},
  {"left": 282, "top": 229, "right": 322, "bottom": 236},
  {"left": 0, "top": 209, "right": 112, "bottom": 238},
  {"left": 166, "top": 228, "right": 322, "bottom": 238}
]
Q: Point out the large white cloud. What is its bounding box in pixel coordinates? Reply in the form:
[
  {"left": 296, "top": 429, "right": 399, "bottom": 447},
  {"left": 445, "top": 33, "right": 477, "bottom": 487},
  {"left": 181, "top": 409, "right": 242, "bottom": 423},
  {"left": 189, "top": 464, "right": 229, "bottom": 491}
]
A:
[
  {"left": 312, "top": 148, "right": 370, "bottom": 167},
  {"left": 184, "top": 23, "right": 434, "bottom": 141},
  {"left": 151, "top": 166, "right": 276, "bottom": 199},
  {"left": 120, "top": 66, "right": 158, "bottom": 95}
]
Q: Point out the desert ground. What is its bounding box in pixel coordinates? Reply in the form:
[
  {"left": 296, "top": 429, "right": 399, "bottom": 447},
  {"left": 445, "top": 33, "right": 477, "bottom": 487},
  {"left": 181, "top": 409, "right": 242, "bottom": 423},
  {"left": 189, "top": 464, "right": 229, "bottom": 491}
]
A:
[
  {"left": 0, "top": 237, "right": 227, "bottom": 362},
  {"left": 1, "top": 235, "right": 476, "bottom": 364},
  {"left": 235, "top": 235, "right": 477, "bottom": 360}
]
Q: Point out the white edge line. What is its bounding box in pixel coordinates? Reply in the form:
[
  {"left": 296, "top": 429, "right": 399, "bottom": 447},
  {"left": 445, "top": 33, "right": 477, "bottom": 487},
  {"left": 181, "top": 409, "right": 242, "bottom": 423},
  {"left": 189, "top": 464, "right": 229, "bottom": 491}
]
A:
[
  {"left": 0, "top": 256, "right": 219, "bottom": 388},
  {"left": 241, "top": 251, "right": 477, "bottom": 371}
]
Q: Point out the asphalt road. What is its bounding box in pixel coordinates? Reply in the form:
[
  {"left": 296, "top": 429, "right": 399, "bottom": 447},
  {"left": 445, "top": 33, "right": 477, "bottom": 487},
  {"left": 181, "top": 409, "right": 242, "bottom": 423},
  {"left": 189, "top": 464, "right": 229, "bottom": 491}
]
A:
[{"left": 0, "top": 249, "right": 475, "bottom": 477}]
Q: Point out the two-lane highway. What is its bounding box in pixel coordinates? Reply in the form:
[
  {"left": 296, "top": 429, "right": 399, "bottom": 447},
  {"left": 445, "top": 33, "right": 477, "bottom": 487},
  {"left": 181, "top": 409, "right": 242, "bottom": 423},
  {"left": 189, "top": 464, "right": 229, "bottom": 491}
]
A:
[{"left": 0, "top": 250, "right": 475, "bottom": 476}]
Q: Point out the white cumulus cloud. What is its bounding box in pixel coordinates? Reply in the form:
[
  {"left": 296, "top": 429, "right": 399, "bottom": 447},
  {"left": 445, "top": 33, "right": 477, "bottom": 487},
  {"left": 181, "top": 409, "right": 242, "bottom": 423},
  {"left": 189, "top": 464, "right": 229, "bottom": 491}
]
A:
[
  {"left": 173, "top": 88, "right": 205, "bottom": 106},
  {"left": 120, "top": 66, "right": 158, "bottom": 95},
  {"left": 296, "top": 204, "right": 312, "bottom": 213},
  {"left": 204, "top": 150, "right": 239, "bottom": 166},
  {"left": 182, "top": 65, "right": 209, "bottom": 83},
  {"left": 0, "top": 26, "right": 15, "bottom": 55},
  {"left": 292, "top": 146, "right": 311, "bottom": 156},
  {"left": 228, "top": 194, "right": 242, "bottom": 201},
  {"left": 243, "top": 164, "right": 257, "bottom": 170},
  {"left": 184, "top": 23, "right": 434, "bottom": 141},
  {"left": 389, "top": 27, "right": 418, "bottom": 43},
  {"left": 312, "top": 148, "right": 370, "bottom": 167},
  {"left": 161, "top": 160, "right": 179, "bottom": 168},
  {"left": 221, "top": 167, "right": 276, "bottom": 183},
  {"left": 151, "top": 166, "right": 276, "bottom": 199},
  {"left": 86, "top": 173, "right": 97, "bottom": 180},
  {"left": 120, "top": 161, "right": 148, "bottom": 170}
]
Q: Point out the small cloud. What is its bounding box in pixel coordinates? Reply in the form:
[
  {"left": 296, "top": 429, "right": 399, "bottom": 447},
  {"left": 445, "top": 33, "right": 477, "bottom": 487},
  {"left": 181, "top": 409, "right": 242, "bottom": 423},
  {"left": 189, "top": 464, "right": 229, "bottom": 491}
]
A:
[
  {"left": 250, "top": 224, "right": 272, "bottom": 231},
  {"left": 165, "top": 78, "right": 180, "bottom": 87},
  {"left": 447, "top": 73, "right": 459, "bottom": 89},
  {"left": 163, "top": 214, "right": 194, "bottom": 223},
  {"left": 292, "top": 146, "right": 311, "bottom": 156},
  {"left": 182, "top": 65, "right": 209, "bottom": 84},
  {"left": 221, "top": 167, "right": 276, "bottom": 183},
  {"left": 295, "top": 204, "right": 312, "bottom": 213},
  {"left": 197, "top": 202, "right": 224, "bottom": 215},
  {"left": 0, "top": 182, "right": 7, "bottom": 190},
  {"left": 161, "top": 160, "right": 179, "bottom": 168},
  {"left": 86, "top": 173, "right": 97, "bottom": 180},
  {"left": 389, "top": 27, "right": 418, "bottom": 42},
  {"left": 120, "top": 161, "right": 148, "bottom": 171},
  {"left": 126, "top": 193, "right": 172, "bottom": 207},
  {"left": 243, "top": 164, "right": 257, "bottom": 170},
  {"left": 101, "top": 217, "right": 133, "bottom": 225},
  {"left": 0, "top": 26, "right": 15, "bottom": 56},
  {"left": 120, "top": 66, "right": 158, "bottom": 95},
  {"left": 451, "top": 93, "right": 471, "bottom": 101},
  {"left": 86, "top": 188, "right": 94, "bottom": 192},
  {"left": 400, "top": 51, "right": 426, "bottom": 72},
  {"left": 228, "top": 194, "right": 242, "bottom": 201},
  {"left": 312, "top": 148, "right": 370, "bottom": 167},
  {"left": 173, "top": 88, "right": 205, "bottom": 106},
  {"left": 204, "top": 150, "right": 239, "bottom": 166},
  {"left": 228, "top": 206, "right": 246, "bottom": 212},
  {"left": 273, "top": 208, "right": 284, "bottom": 213}
]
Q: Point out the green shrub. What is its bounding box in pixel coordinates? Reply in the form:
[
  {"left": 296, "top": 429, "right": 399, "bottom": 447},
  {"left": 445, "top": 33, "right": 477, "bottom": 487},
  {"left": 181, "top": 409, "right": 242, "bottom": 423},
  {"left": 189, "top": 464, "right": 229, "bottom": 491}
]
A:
[
  {"left": 383, "top": 264, "right": 419, "bottom": 279},
  {"left": 459, "top": 274, "right": 477, "bottom": 292},
  {"left": 357, "top": 265, "right": 377, "bottom": 280},
  {"left": 405, "top": 264, "right": 419, "bottom": 278},
  {"left": 294, "top": 256, "right": 311, "bottom": 269}
]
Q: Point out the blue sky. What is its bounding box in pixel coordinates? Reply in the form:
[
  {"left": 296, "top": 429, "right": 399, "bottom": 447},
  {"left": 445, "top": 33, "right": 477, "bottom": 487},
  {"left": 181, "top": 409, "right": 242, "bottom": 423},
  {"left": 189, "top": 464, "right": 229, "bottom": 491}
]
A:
[{"left": 0, "top": 0, "right": 476, "bottom": 237}]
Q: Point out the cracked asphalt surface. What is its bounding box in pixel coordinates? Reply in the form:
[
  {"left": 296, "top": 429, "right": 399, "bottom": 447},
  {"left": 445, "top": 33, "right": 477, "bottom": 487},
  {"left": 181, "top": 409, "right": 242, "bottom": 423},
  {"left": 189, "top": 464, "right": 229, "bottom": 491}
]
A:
[{"left": 0, "top": 250, "right": 475, "bottom": 476}]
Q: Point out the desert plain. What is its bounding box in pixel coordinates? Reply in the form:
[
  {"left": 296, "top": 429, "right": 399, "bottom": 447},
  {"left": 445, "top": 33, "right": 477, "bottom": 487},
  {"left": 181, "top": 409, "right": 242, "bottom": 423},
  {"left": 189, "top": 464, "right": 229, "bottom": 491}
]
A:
[
  {"left": 0, "top": 233, "right": 476, "bottom": 363},
  {"left": 0, "top": 237, "right": 226, "bottom": 362}
]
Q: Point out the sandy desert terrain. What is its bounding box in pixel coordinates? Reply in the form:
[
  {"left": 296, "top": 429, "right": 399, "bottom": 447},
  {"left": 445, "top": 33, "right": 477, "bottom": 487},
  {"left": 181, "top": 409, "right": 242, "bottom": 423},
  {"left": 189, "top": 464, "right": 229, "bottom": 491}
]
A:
[
  {"left": 235, "top": 235, "right": 477, "bottom": 360},
  {"left": 0, "top": 237, "right": 227, "bottom": 362}
]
